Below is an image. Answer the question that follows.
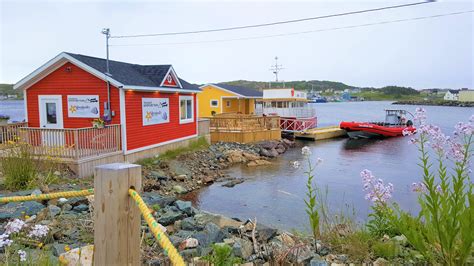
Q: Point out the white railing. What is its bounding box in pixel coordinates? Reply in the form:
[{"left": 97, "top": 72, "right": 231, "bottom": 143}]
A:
[
  {"left": 280, "top": 117, "right": 317, "bottom": 132},
  {"left": 255, "top": 107, "right": 316, "bottom": 118}
]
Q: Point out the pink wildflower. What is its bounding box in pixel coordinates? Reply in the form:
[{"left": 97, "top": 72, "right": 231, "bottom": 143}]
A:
[{"left": 361, "top": 169, "right": 394, "bottom": 203}]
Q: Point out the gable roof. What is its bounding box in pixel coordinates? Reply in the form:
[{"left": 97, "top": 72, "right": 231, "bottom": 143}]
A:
[
  {"left": 202, "top": 83, "right": 263, "bottom": 98},
  {"left": 14, "top": 52, "right": 200, "bottom": 93},
  {"left": 448, "top": 90, "right": 459, "bottom": 94}
]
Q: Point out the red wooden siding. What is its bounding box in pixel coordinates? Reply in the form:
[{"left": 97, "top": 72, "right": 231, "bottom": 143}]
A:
[
  {"left": 26, "top": 62, "right": 121, "bottom": 128},
  {"left": 124, "top": 91, "right": 197, "bottom": 151}
]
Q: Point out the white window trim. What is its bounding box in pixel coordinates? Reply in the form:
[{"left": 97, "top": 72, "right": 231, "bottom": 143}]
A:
[
  {"left": 179, "top": 95, "right": 194, "bottom": 124},
  {"left": 210, "top": 99, "right": 219, "bottom": 107}
]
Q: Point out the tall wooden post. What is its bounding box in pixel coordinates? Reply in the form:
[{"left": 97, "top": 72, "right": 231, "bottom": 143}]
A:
[{"left": 94, "top": 163, "right": 142, "bottom": 266}]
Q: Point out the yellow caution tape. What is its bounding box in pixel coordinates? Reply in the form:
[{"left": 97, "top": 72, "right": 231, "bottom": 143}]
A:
[
  {"left": 0, "top": 189, "right": 94, "bottom": 203},
  {"left": 128, "top": 189, "right": 185, "bottom": 266}
]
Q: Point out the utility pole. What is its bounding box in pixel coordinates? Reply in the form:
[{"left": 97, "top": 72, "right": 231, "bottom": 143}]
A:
[
  {"left": 269, "top": 56, "right": 284, "bottom": 83},
  {"left": 101, "top": 28, "right": 111, "bottom": 120}
]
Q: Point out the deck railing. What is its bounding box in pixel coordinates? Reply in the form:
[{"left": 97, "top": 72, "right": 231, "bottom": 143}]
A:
[
  {"left": 17, "top": 125, "right": 122, "bottom": 160},
  {"left": 0, "top": 122, "right": 28, "bottom": 148},
  {"left": 210, "top": 115, "right": 280, "bottom": 132},
  {"left": 255, "top": 107, "right": 316, "bottom": 118}
]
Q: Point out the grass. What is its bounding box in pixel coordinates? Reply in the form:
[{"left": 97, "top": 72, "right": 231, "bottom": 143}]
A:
[{"left": 136, "top": 136, "right": 209, "bottom": 166}]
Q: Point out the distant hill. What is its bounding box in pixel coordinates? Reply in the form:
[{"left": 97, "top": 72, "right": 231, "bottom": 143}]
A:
[
  {"left": 220, "top": 80, "right": 356, "bottom": 91},
  {"left": 0, "top": 84, "right": 22, "bottom": 99}
]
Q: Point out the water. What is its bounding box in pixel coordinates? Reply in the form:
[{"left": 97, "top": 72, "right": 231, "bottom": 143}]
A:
[
  {"left": 0, "top": 100, "right": 25, "bottom": 122},
  {"left": 185, "top": 101, "right": 473, "bottom": 232}
]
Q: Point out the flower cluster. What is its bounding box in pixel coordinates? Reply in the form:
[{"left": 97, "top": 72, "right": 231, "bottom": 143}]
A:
[
  {"left": 27, "top": 224, "right": 49, "bottom": 239},
  {"left": 0, "top": 233, "right": 12, "bottom": 248},
  {"left": 18, "top": 249, "right": 27, "bottom": 262},
  {"left": 301, "top": 146, "right": 312, "bottom": 156},
  {"left": 414, "top": 107, "right": 427, "bottom": 124},
  {"left": 361, "top": 169, "right": 394, "bottom": 203},
  {"left": 411, "top": 182, "right": 427, "bottom": 193},
  {"left": 4, "top": 219, "right": 25, "bottom": 234}
]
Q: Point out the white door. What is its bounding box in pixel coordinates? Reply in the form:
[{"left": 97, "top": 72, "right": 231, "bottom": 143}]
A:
[{"left": 38, "top": 95, "right": 64, "bottom": 145}]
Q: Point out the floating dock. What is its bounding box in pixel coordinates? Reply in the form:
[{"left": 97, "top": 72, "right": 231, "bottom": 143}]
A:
[{"left": 294, "top": 126, "right": 347, "bottom": 140}]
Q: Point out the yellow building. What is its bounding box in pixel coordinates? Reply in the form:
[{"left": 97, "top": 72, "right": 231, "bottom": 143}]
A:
[
  {"left": 198, "top": 84, "right": 263, "bottom": 117},
  {"left": 459, "top": 90, "right": 474, "bottom": 102}
]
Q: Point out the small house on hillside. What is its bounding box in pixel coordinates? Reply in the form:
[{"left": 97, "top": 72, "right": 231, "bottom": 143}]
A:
[
  {"left": 444, "top": 90, "right": 459, "bottom": 101},
  {"left": 198, "top": 84, "right": 262, "bottom": 117},
  {"left": 11, "top": 52, "right": 205, "bottom": 177}
]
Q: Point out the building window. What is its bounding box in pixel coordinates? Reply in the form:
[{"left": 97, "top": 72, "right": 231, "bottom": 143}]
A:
[
  {"left": 226, "top": 100, "right": 231, "bottom": 107},
  {"left": 210, "top": 100, "right": 219, "bottom": 107},
  {"left": 180, "top": 96, "right": 194, "bottom": 124}
]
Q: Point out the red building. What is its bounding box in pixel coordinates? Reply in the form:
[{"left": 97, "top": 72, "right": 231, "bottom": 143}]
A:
[{"left": 14, "top": 52, "right": 203, "bottom": 176}]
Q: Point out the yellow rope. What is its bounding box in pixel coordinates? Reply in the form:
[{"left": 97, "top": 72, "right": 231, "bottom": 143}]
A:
[
  {"left": 128, "top": 189, "right": 185, "bottom": 266},
  {"left": 0, "top": 189, "right": 94, "bottom": 203}
]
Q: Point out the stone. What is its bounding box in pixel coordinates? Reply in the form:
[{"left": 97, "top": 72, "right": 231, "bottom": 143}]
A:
[
  {"left": 259, "top": 148, "right": 273, "bottom": 157},
  {"left": 258, "top": 141, "right": 278, "bottom": 150},
  {"left": 53, "top": 171, "right": 61, "bottom": 176},
  {"left": 194, "top": 212, "right": 242, "bottom": 229},
  {"left": 58, "top": 245, "right": 93, "bottom": 266},
  {"left": 172, "top": 185, "right": 187, "bottom": 194},
  {"left": 392, "top": 235, "right": 408, "bottom": 246},
  {"left": 222, "top": 179, "right": 244, "bottom": 187},
  {"left": 310, "top": 255, "right": 328, "bottom": 266},
  {"left": 72, "top": 204, "right": 89, "bottom": 213},
  {"left": 53, "top": 243, "right": 67, "bottom": 256},
  {"left": 175, "top": 174, "right": 187, "bottom": 181},
  {"left": 192, "top": 223, "right": 225, "bottom": 247},
  {"left": 0, "top": 201, "right": 45, "bottom": 221},
  {"left": 275, "top": 147, "right": 286, "bottom": 154},
  {"left": 181, "top": 217, "right": 203, "bottom": 231},
  {"left": 48, "top": 205, "right": 61, "bottom": 218},
  {"left": 181, "top": 238, "right": 199, "bottom": 249},
  {"left": 202, "top": 176, "right": 214, "bottom": 184},
  {"left": 373, "top": 258, "right": 389, "bottom": 266},
  {"left": 142, "top": 192, "right": 176, "bottom": 207},
  {"left": 277, "top": 232, "right": 295, "bottom": 247},
  {"left": 157, "top": 209, "right": 184, "bottom": 226},
  {"left": 226, "top": 151, "right": 245, "bottom": 163},
  {"left": 180, "top": 248, "right": 199, "bottom": 259},
  {"left": 336, "top": 254, "right": 348, "bottom": 263},
  {"left": 57, "top": 198, "right": 68, "bottom": 206},
  {"left": 242, "top": 152, "right": 260, "bottom": 161},
  {"left": 258, "top": 228, "right": 278, "bottom": 242},
  {"left": 31, "top": 189, "right": 42, "bottom": 196},
  {"left": 232, "top": 238, "right": 254, "bottom": 258},
  {"left": 149, "top": 170, "right": 168, "bottom": 180},
  {"left": 174, "top": 200, "right": 193, "bottom": 216},
  {"left": 247, "top": 159, "right": 271, "bottom": 167}
]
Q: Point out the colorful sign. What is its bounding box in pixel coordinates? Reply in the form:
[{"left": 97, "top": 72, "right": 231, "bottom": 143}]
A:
[
  {"left": 142, "top": 98, "right": 170, "bottom": 126},
  {"left": 67, "top": 95, "right": 100, "bottom": 118}
]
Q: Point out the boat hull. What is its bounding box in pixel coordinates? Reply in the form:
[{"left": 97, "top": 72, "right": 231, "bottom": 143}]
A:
[{"left": 340, "top": 121, "right": 416, "bottom": 139}]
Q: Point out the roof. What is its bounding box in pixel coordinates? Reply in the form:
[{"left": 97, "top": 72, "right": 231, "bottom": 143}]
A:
[
  {"left": 203, "top": 83, "right": 262, "bottom": 98},
  {"left": 448, "top": 90, "right": 460, "bottom": 94},
  {"left": 14, "top": 52, "right": 201, "bottom": 92}
]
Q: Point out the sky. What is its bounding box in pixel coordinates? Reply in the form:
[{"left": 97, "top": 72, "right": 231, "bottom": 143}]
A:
[{"left": 0, "top": 0, "right": 473, "bottom": 89}]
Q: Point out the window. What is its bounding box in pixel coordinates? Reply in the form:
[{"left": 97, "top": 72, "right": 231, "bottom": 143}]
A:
[
  {"left": 179, "top": 96, "right": 194, "bottom": 124},
  {"left": 46, "top": 103, "right": 57, "bottom": 124},
  {"left": 226, "top": 100, "right": 231, "bottom": 107},
  {"left": 210, "top": 100, "right": 219, "bottom": 107}
]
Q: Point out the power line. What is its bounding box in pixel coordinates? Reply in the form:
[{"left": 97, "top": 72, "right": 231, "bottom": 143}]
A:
[
  {"left": 109, "top": 10, "right": 473, "bottom": 47},
  {"left": 111, "top": 1, "right": 435, "bottom": 39}
]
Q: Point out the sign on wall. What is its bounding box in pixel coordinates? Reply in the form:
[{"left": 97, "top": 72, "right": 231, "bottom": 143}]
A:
[
  {"left": 142, "top": 98, "right": 170, "bottom": 126},
  {"left": 67, "top": 95, "right": 100, "bottom": 118}
]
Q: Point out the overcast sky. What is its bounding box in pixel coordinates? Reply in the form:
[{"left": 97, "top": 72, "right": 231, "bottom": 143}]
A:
[{"left": 0, "top": 0, "right": 472, "bottom": 89}]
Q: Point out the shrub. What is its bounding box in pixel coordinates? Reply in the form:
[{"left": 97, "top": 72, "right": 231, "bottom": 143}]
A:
[
  {"left": 1, "top": 142, "right": 38, "bottom": 190},
  {"left": 201, "top": 244, "right": 242, "bottom": 266},
  {"left": 372, "top": 241, "right": 399, "bottom": 259}
]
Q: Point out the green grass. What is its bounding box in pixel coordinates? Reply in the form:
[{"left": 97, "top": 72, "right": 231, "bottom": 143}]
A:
[{"left": 136, "top": 137, "right": 209, "bottom": 166}]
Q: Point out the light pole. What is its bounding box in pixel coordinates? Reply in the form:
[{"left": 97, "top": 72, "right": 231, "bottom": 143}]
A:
[{"left": 101, "top": 28, "right": 111, "bottom": 120}]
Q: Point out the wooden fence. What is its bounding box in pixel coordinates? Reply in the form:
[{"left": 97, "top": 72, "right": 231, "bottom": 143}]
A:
[
  {"left": 0, "top": 122, "right": 28, "bottom": 148},
  {"left": 210, "top": 115, "right": 280, "bottom": 132}
]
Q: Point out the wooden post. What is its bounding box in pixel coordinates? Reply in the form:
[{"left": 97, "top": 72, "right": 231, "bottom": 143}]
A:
[{"left": 94, "top": 163, "right": 142, "bottom": 266}]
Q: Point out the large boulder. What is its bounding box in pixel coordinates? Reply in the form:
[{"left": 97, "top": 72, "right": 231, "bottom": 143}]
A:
[
  {"left": 58, "top": 245, "right": 94, "bottom": 266},
  {"left": 142, "top": 192, "right": 176, "bottom": 207},
  {"left": 157, "top": 207, "right": 185, "bottom": 226},
  {"left": 0, "top": 201, "right": 45, "bottom": 221},
  {"left": 194, "top": 211, "right": 242, "bottom": 229},
  {"left": 174, "top": 200, "right": 193, "bottom": 216},
  {"left": 192, "top": 223, "right": 225, "bottom": 247},
  {"left": 232, "top": 237, "right": 254, "bottom": 259}
]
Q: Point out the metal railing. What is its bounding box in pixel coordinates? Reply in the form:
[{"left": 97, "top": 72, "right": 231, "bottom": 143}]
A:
[
  {"left": 280, "top": 117, "right": 317, "bottom": 132},
  {"left": 210, "top": 115, "right": 280, "bottom": 132},
  {"left": 255, "top": 107, "right": 316, "bottom": 118},
  {"left": 17, "top": 125, "right": 122, "bottom": 160}
]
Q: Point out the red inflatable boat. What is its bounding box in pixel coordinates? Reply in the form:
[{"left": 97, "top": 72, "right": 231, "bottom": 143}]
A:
[{"left": 340, "top": 110, "right": 416, "bottom": 139}]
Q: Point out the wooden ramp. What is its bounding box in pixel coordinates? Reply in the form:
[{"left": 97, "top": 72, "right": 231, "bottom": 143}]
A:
[{"left": 294, "top": 126, "right": 347, "bottom": 140}]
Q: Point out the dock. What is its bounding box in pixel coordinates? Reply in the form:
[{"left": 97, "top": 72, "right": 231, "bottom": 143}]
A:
[{"left": 294, "top": 126, "right": 347, "bottom": 140}]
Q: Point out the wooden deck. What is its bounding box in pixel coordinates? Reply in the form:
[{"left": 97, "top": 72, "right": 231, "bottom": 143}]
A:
[
  {"left": 294, "top": 126, "right": 347, "bottom": 140},
  {"left": 209, "top": 114, "right": 281, "bottom": 143}
]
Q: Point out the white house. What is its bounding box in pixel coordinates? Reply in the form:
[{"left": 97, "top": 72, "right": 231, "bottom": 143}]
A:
[{"left": 444, "top": 90, "right": 459, "bottom": 101}]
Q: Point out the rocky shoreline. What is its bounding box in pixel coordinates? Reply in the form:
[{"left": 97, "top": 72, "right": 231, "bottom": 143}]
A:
[{"left": 393, "top": 100, "right": 474, "bottom": 107}]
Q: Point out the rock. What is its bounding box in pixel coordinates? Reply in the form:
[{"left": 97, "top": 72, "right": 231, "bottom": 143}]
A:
[
  {"left": 392, "top": 235, "right": 408, "bottom": 246},
  {"left": 269, "top": 148, "right": 280, "bottom": 158},
  {"left": 232, "top": 238, "right": 254, "bottom": 258},
  {"left": 62, "top": 204, "right": 73, "bottom": 211},
  {"left": 275, "top": 146, "right": 286, "bottom": 154},
  {"left": 31, "top": 189, "right": 42, "bottom": 196},
  {"left": 149, "top": 170, "right": 168, "bottom": 180},
  {"left": 226, "top": 150, "right": 245, "bottom": 163},
  {"left": 287, "top": 244, "right": 313, "bottom": 263},
  {"left": 258, "top": 141, "right": 278, "bottom": 150},
  {"left": 192, "top": 223, "right": 225, "bottom": 247},
  {"left": 53, "top": 243, "right": 67, "bottom": 256},
  {"left": 310, "top": 255, "right": 327, "bottom": 266},
  {"left": 25, "top": 215, "right": 36, "bottom": 223},
  {"left": 242, "top": 152, "right": 260, "bottom": 161},
  {"left": 181, "top": 217, "right": 203, "bottom": 231},
  {"left": 259, "top": 148, "right": 273, "bottom": 157},
  {"left": 180, "top": 238, "right": 199, "bottom": 249},
  {"left": 202, "top": 176, "right": 214, "bottom": 184},
  {"left": 258, "top": 228, "right": 278, "bottom": 242},
  {"left": 169, "top": 235, "right": 184, "bottom": 247},
  {"left": 373, "top": 257, "right": 389, "bottom": 266},
  {"left": 194, "top": 212, "right": 243, "bottom": 229},
  {"left": 48, "top": 205, "right": 61, "bottom": 218},
  {"left": 0, "top": 201, "right": 45, "bottom": 221},
  {"left": 57, "top": 198, "right": 68, "bottom": 207},
  {"left": 222, "top": 179, "right": 244, "bottom": 187},
  {"left": 276, "top": 232, "right": 295, "bottom": 247},
  {"left": 247, "top": 159, "right": 271, "bottom": 167},
  {"left": 157, "top": 209, "right": 184, "bottom": 226},
  {"left": 174, "top": 200, "right": 193, "bottom": 216},
  {"left": 142, "top": 192, "right": 176, "bottom": 207},
  {"left": 53, "top": 171, "right": 61, "bottom": 176},
  {"left": 72, "top": 204, "right": 89, "bottom": 213},
  {"left": 58, "top": 245, "right": 93, "bottom": 266},
  {"left": 336, "top": 254, "right": 348, "bottom": 263},
  {"left": 179, "top": 248, "right": 199, "bottom": 259},
  {"left": 172, "top": 185, "right": 187, "bottom": 194},
  {"left": 175, "top": 174, "right": 187, "bottom": 181}
]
